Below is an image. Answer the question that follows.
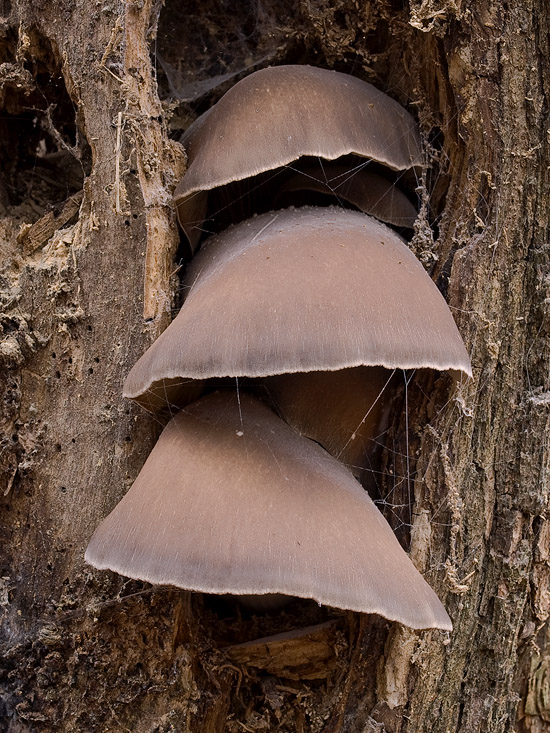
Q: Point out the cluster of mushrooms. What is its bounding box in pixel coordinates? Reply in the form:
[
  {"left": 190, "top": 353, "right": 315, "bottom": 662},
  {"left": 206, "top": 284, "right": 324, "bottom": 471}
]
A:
[{"left": 85, "top": 66, "right": 471, "bottom": 631}]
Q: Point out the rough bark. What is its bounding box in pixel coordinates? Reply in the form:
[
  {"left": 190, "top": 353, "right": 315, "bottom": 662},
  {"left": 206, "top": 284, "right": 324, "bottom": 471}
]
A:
[{"left": 0, "top": 1, "right": 549, "bottom": 731}]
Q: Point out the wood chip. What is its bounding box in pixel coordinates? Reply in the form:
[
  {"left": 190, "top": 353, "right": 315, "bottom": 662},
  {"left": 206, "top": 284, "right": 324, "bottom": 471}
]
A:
[
  {"left": 223, "top": 620, "right": 340, "bottom": 680},
  {"left": 19, "top": 190, "right": 83, "bottom": 252}
]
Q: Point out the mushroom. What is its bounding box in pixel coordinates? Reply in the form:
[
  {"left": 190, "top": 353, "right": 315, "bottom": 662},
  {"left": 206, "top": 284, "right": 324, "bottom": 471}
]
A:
[
  {"left": 263, "top": 367, "right": 398, "bottom": 482},
  {"left": 175, "top": 65, "right": 422, "bottom": 252},
  {"left": 85, "top": 390, "right": 452, "bottom": 630},
  {"left": 274, "top": 163, "right": 418, "bottom": 230},
  {"left": 124, "top": 207, "right": 471, "bottom": 411}
]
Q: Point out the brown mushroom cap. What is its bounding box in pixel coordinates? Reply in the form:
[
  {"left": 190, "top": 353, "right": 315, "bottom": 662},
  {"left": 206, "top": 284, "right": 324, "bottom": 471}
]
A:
[
  {"left": 175, "top": 65, "right": 422, "bottom": 252},
  {"left": 124, "top": 207, "right": 472, "bottom": 410},
  {"left": 264, "top": 367, "right": 398, "bottom": 480},
  {"left": 275, "top": 164, "right": 418, "bottom": 229},
  {"left": 85, "top": 391, "right": 452, "bottom": 630}
]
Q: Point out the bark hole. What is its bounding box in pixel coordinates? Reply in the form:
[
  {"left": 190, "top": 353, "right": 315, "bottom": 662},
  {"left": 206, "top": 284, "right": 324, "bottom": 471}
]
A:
[{"left": 0, "top": 30, "right": 89, "bottom": 221}]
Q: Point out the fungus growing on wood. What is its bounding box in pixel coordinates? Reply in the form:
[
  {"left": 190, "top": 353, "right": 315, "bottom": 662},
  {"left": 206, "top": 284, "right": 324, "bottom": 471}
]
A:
[
  {"left": 274, "top": 164, "right": 418, "bottom": 229},
  {"left": 175, "top": 64, "right": 422, "bottom": 252},
  {"left": 85, "top": 391, "right": 452, "bottom": 630},
  {"left": 124, "top": 207, "right": 471, "bottom": 410}
]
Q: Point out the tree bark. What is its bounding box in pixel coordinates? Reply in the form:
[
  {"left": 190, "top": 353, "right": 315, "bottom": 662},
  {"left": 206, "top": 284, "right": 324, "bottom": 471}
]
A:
[{"left": 1, "top": 1, "right": 549, "bottom": 731}]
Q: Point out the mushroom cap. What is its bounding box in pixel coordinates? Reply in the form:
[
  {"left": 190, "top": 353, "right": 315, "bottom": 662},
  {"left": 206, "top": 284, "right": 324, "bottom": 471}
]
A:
[
  {"left": 175, "top": 65, "right": 422, "bottom": 252},
  {"left": 85, "top": 391, "right": 452, "bottom": 630},
  {"left": 124, "top": 207, "right": 472, "bottom": 409},
  {"left": 264, "top": 367, "right": 397, "bottom": 479},
  {"left": 275, "top": 164, "right": 418, "bottom": 229}
]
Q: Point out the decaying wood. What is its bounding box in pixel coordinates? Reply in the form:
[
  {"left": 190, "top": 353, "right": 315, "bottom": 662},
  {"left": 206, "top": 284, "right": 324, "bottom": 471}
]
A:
[
  {"left": 0, "top": 0, "right": 549, "bottom": 731},
  {"left": 224, "top": 621, "right": 341, "bottom": 681},
  {"left": 18, "top": 190, "right": 83, "bottom": 252},
  {"left": 121, "top": 0, "right": 186, "bottom": 326}
]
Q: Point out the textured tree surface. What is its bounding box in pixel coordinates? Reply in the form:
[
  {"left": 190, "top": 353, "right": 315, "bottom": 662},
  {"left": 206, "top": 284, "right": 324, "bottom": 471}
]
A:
[{"left": 1, "top": 1, "right": 549, "bottom": 731}]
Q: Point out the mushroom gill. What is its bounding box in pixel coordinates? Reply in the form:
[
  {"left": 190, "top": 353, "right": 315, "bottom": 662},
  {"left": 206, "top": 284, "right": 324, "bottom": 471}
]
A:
[{"left": 274, "top": 163, "right": 418, "bottom": 229}]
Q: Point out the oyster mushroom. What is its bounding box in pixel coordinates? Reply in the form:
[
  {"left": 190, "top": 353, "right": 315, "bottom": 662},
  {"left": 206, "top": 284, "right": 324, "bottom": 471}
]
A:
[
  {"left": 85, "top": 391, "right": 452, "bottom": 631},
  {"left": 175, "top": 64, "right": 422, "bottom": 252},
  {"left": 124, "top": 207, "right": 471, "bottom": 411}
]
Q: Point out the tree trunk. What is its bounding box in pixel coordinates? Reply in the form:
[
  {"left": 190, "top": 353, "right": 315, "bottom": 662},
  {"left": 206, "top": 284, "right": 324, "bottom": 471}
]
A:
[{"left": 1, "top": 1, "right": 548, "bottom": 731}]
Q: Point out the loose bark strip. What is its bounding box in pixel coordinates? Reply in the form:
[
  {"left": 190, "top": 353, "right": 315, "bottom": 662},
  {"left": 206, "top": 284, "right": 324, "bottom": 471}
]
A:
[{"left": 122, "top": 0, "right": 186, "bottom": 327}]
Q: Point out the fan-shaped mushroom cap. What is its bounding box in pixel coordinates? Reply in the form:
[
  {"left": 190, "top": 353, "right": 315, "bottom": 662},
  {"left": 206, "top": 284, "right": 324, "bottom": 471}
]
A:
[
  {"left": 265, "top": 367, "right": 397, "bottom": 480},
  {"left": 124, "top": 207, "right": 472, "bottom": 410},
  {"left": 85, "top": 391, "right": 452, "bottom": 630},
  {"left": 175, "top": 65, "right": 422, "bottom": 252},
  {"left": 275, "top": 165, "right": 418, "bottom": 229}
]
